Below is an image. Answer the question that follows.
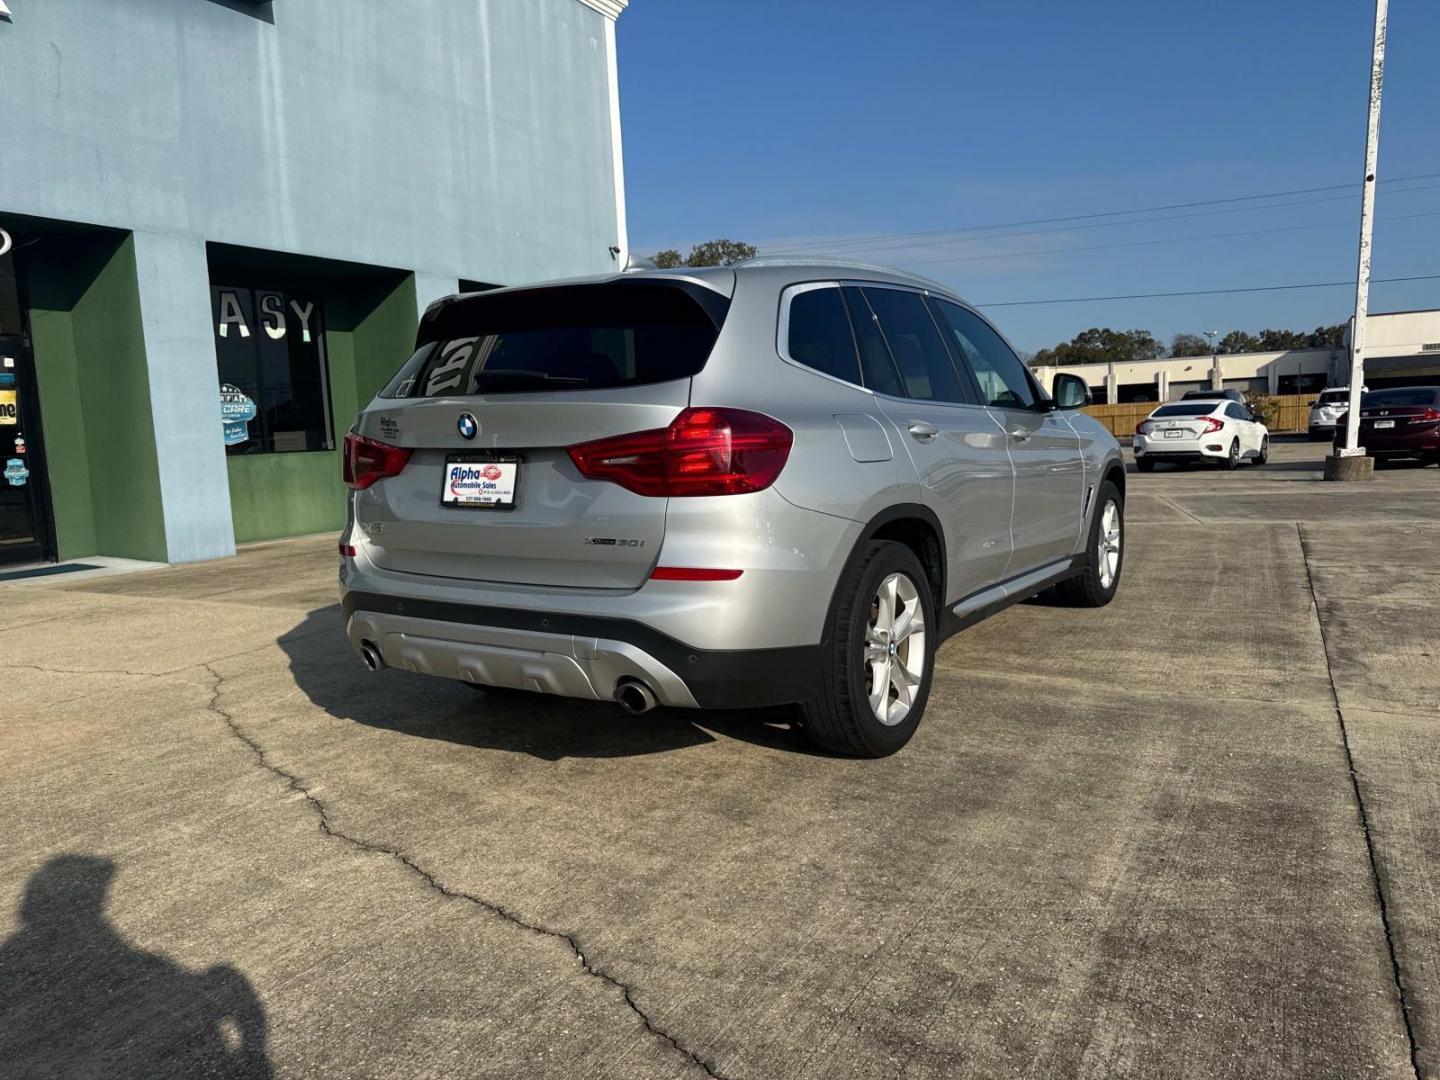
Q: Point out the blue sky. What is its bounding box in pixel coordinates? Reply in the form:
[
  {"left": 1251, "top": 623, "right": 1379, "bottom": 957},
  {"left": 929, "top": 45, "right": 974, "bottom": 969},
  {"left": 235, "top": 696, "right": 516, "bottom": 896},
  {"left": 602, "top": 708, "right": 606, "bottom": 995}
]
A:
[{"left": 617, "top": 0, "right": 1440, "bottom": 353}]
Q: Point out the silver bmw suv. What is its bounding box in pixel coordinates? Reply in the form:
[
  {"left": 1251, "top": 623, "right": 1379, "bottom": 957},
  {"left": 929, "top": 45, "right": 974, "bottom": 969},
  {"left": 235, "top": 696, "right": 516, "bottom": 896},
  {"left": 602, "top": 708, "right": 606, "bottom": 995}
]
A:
[{"left": 339, "top": 258, "right": 1125, "bottom": 756}]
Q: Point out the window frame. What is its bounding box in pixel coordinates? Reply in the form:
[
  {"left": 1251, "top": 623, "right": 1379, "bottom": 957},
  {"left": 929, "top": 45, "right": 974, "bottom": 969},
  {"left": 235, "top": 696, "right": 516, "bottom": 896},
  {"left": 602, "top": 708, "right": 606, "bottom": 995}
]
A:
[
  {"left": 211, "top": 283, "right": 335, "bottom": 456},
  {"left": 775, "top": 281, "right": 868, "bottom": 391},
  {"left": 775, "top": 279, "right": 995, "bottom": 410}
]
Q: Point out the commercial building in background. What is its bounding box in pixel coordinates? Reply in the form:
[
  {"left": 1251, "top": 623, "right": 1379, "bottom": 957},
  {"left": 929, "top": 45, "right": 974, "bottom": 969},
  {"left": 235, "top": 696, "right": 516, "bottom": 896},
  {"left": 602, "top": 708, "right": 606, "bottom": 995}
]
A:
[
  {"left": 1030, "top": 309, "right": 1440, "bottom": 405},
  {"left": 0, "top": 0, "right": 629, "bottom": 568}
]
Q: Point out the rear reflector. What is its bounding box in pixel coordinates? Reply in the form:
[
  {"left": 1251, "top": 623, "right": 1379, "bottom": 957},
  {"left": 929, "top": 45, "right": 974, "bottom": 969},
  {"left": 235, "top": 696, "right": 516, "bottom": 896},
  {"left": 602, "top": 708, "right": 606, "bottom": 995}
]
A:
[
  {"left": 343, "top": 433, "right": 412, "bottom": 490},
  {"left": 339, "top": 543, "right": 357, "bottom": 557},
  {"left": 569, "top": 407, "right": 792, "bottom": 497},
  {"left": 650, "top": 567, "right": 744, "bottom": 581}
]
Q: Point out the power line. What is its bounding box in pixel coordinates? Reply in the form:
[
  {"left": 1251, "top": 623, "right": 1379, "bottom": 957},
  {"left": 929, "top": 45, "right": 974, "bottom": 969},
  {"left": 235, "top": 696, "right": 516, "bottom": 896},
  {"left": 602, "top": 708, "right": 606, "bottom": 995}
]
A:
[
  {"left": 902, "top": 208, "right": 1440, "bottom": 268},
  {"left": 764, "top": 181, "right": 1440, "bottom": 257},
  {"left": 975, "top": 273, "right": 1440, "bottom": 308},
  {"left": 766, "top": 172, "right": 1440, "bottom": 253}
]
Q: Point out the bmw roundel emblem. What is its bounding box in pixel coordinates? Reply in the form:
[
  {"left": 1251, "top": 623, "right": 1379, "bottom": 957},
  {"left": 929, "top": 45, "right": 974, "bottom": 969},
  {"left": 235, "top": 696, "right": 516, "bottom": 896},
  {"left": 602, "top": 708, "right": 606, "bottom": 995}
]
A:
[{"left": 457, "top": 412, "right": 479, "bottom": 440}]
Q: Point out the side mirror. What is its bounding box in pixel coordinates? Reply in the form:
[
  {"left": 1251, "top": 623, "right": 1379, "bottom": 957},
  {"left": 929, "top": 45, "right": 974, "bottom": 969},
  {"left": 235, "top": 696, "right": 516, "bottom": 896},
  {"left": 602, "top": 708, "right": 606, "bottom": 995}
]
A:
[{"left": 1052, "top": 372, "right": 1092, "bottom": 410}]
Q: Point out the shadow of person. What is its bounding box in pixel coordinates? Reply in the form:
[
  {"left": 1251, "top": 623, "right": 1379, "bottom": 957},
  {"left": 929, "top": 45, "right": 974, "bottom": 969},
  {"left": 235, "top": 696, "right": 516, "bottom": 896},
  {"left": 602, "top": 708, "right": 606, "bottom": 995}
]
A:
[
  {"left": 278, "top": 606, "right": 826, "bottom": 760},
  {"left": 0, "top": 856, "right": 273, "bottom": 1080}
]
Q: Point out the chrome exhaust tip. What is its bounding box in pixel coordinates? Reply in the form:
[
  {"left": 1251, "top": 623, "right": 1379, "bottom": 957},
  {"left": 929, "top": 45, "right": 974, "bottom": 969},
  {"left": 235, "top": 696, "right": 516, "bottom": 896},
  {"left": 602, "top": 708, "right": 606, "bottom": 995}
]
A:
[
  {"left": 615, "top": 678, "right": 657, "bottom": 715},
  {"left": 359, "top": 641, "right": 385, "bottom": 672}
]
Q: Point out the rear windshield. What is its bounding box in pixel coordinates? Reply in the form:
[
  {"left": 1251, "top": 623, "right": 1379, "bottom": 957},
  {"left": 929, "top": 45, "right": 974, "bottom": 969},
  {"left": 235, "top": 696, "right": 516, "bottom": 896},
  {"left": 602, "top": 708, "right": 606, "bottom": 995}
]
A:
[
  {"left": 1362, "top": 388, "right": 1440, "bottom": 408},
  {"left": 382, "top": 281, "right": 729, "bottom": 397},
  {"left": 1152, "top": 403, "right": 1219, "bottom": 417},
  {"left": 1318, "top": 391, "right": 1353, "bottom": 405}
]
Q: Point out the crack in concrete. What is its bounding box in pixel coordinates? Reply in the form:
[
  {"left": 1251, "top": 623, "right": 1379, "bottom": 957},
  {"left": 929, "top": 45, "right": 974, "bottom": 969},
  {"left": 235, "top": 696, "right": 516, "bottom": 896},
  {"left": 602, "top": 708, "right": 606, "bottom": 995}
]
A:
[
  {"left": 9, "top": 662, "right": 167, "bottom": 678},
  {"left": 1298, "top": 523, "right": 1422, "bottom": 1080},
  {"left": 199, "top": 662, "right": 729, "bottom": 1080}
]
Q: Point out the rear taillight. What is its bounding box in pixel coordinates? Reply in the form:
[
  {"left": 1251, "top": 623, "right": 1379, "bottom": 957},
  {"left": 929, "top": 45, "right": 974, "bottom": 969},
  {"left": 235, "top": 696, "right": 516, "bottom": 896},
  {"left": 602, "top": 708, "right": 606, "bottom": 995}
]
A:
[
  {"left": 1418, "top": 407, "right": 1440, "bottom": 422},
  {"left": 1135, "top": 422, "right": 1151, "bottom": 436},
  {"left": 343, "top": 433, "right": 412, "bottom": 490},
  {"left": 1201, "top": 417, "right": 1224, "bottom": 433},
  {"left": 568, "top": 407, "right": 793, "bottom": 497}
]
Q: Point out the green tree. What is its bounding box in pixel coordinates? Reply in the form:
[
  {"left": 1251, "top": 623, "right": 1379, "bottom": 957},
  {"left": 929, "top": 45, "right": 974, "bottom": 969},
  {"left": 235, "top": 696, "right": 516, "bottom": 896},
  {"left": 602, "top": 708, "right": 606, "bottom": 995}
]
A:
[
  {"left": 1169, "top": 333, "right": 1212, "bottom": 357},
  {"left": 1256, "top": 328, "right": 1309, "bottom": 351},
  {"left": 649, "top": 239, "right": 758, "bottom": 269},
  {"left": 1031, "top": 328, "right": 1165, "bottom": 366},
  {"left": 1219, "top": 330, "right": 1261, "bottom": 354},
  {"left": 1307, "top": 323, "right": 1347, "bottom": 350}
]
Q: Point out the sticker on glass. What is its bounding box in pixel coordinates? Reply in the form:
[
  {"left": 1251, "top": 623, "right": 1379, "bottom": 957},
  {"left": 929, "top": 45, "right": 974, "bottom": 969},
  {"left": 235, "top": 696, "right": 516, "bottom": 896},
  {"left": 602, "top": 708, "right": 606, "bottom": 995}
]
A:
[{"left": 220, "top": 383, "right": 258, "bottom": 446}]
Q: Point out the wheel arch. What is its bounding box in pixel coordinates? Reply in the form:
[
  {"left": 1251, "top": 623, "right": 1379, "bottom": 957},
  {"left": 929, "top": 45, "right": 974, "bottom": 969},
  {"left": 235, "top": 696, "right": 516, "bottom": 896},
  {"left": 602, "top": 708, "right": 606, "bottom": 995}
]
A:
[{"left": 852, "top": 503, "right": 947, "bottom": 610}]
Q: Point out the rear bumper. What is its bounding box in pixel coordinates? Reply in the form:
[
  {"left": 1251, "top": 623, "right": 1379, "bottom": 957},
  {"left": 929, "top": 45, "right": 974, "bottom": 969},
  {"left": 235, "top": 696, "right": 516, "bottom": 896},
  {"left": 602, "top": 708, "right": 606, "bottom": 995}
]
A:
[
  {"left": 342, "top": 592, "right": 822, "bottom": 709},
  {"left": 1133, "top": 436, "right": 1227, "bottom": 461}
]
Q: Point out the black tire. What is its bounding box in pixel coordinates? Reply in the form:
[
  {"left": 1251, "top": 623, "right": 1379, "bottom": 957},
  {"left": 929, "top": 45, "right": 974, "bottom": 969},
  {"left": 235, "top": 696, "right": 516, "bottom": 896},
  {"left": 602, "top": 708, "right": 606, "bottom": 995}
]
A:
[
  {"left": 1225, "top": 439, "right": 1241, "bottom": 470},
  {"left": 1055, "top": 480, "right": 1124, "bottom": 608},
  {"left": 1254, "top": 436, "right": 1269, "bottom": 466},
  {"left": 1136, "top": 457, "right": 1156, "bottom": 473},
  {"left": 801, "top": 541, "right": 935, "bottom": 758}
]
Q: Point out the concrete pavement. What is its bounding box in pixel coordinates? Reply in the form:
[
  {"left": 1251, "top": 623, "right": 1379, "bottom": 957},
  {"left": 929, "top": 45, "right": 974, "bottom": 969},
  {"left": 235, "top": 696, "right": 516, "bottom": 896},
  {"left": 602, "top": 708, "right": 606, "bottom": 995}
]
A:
[{"left": 2, "top": 441, "right": 1437, "bottom": 1078}]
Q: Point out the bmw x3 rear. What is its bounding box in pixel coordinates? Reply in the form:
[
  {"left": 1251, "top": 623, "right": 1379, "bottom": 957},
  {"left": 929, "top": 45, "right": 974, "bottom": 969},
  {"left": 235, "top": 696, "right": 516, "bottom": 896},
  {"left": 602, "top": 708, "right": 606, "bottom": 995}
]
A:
[{"left": 340, "top": 260, "right": 1126, "bottom": 756}]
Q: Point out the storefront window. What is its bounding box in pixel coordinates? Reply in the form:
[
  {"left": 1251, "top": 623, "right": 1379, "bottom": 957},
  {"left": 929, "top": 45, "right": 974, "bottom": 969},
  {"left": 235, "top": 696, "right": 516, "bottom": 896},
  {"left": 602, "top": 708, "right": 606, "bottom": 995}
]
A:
[{"left": 211, "top": 286, "right": 333, "bottom": 454}]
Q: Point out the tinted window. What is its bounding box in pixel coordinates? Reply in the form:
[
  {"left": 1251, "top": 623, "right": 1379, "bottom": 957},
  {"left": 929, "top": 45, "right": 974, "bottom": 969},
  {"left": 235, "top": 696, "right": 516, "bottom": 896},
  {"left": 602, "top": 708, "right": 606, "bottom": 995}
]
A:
[
  {"left": 1153, "top": 403, "right": 1221, "bottom": 417},
  {"left": 786, "top": 287, "right": 862, "bottom": 385},
  {"left": 841, "top": 287, "right": 905, "bottom": 398},
  {"left": 932, "top": 301, "right": 1036, "bottom": 409},
  {"left": 1363, "top": 388, "right": 1440, "bottom": 408},
  {"left": 1225, "top": 403, "right": 1248, "bottom": 420},
  {"left": 1318, "top": 391, "right": 1353, "bottom": 406},
  {"left": 860, "top": 287, "right": 972, "bottom": 404},
  {"left": 212, "top": 285, "right": 332, "bottom": 454},
  {"left": 396, "top": 282, "right": 727, "bottom": 396}
]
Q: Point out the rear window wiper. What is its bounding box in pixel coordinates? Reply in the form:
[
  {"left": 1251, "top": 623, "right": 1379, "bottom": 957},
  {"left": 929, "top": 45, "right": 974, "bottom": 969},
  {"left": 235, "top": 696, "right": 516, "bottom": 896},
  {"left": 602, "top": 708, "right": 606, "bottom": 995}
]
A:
[{"left": 468, "top": 369, "right": 592, "bottom": 391}]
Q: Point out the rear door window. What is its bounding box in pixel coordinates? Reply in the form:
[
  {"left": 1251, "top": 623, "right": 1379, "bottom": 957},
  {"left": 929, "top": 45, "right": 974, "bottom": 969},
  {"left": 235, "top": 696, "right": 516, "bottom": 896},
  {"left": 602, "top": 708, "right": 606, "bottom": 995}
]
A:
[
  {"left": 931, "top": 300, "right": 1037, "bottom": 410},
  {"left": 783, "top": 286, "right": 863, "bottom": 386},
  {"left": 860, "top": 287, "right": 974, "bottom": 404},
  {"left": 386, "top": 281, "right": 729, "bottom": 397}
]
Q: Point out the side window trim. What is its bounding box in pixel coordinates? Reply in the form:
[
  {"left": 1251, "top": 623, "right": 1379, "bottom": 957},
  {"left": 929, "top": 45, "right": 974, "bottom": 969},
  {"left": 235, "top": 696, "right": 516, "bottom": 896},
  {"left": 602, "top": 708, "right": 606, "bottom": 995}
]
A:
[{"left": 776, "top": 280, "right": 867, "bottom": 391}]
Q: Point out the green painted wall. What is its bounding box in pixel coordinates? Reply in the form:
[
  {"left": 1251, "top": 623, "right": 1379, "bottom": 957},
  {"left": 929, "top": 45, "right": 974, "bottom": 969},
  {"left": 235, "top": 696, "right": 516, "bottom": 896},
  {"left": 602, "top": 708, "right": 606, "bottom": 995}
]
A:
[
  {"left": 225, "top": 270, "right": 418, "bottom": 544},
  {"left": 26, "top": 232, "right": 167, "bottom": 561}
]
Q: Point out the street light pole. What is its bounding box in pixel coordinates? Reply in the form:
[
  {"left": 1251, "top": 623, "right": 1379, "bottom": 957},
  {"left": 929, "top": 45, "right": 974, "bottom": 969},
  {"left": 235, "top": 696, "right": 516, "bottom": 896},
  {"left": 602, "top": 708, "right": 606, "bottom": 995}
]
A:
[
  {"left": 1204, "top": 330, "right": 1220, "bottom": 390},
  {"left": 1329, "top": 0, "right": 1388, "bottom": 481}
]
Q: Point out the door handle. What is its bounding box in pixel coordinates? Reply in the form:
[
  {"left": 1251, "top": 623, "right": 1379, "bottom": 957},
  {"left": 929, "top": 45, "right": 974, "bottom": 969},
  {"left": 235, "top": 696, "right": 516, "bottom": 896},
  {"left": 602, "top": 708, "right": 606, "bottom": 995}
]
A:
[
  {"left": 1007, "top": 427, "right": 1033, "bottom": 442},
  {"left": 907, "top": 421, "right": 939, "bottom": 441}
]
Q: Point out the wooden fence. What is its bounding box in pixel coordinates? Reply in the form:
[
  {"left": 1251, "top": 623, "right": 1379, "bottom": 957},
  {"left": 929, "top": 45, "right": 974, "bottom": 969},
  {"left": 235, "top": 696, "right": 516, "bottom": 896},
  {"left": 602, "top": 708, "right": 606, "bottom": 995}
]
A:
[{"left": 1082, "top": 392, "right": 1317, "bottom": 438}]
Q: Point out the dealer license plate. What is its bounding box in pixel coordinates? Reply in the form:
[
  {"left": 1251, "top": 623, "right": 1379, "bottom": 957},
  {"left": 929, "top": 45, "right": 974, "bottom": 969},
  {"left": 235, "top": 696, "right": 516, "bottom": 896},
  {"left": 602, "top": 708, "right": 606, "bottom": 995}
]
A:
[
  {"left": 1164, "top": 429, "right": 1185, "bottom": 438},
  {"left": 1374, "top": 419, "right": 1395, "bottom": 429},
  {"left": 442, "top": 454, "right": 520, "bottom": 509}
]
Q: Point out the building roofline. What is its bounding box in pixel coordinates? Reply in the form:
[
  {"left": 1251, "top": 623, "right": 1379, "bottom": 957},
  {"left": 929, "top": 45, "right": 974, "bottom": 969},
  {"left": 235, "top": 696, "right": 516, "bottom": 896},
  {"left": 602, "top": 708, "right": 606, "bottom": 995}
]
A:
[{"left": 575, "top": 0, "right": 628, "bottom": 19}]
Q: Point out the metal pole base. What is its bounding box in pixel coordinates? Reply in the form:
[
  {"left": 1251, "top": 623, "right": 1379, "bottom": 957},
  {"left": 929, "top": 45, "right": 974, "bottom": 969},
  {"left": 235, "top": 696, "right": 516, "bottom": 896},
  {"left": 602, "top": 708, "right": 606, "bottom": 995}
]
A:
[{"left": 1323, "top": 453, "right": 1375, "bottom": 481}]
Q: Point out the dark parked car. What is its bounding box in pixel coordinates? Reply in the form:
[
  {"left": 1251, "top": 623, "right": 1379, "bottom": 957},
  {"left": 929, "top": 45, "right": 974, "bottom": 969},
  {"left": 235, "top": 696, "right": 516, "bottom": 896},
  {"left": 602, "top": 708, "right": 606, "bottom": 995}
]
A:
[{"left": 1333, "top": 386, "right": 1440, "bottom": 465}]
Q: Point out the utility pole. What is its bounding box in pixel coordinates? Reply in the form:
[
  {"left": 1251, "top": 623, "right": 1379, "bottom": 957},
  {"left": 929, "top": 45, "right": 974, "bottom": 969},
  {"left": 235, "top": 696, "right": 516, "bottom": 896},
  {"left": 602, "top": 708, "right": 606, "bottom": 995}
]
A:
[
  {"left": 1204, "top": 330, "right": 1221, "bottom": 390},
  {"left": 1327, "top": 0, "right": 1388, "bottom": 481}
]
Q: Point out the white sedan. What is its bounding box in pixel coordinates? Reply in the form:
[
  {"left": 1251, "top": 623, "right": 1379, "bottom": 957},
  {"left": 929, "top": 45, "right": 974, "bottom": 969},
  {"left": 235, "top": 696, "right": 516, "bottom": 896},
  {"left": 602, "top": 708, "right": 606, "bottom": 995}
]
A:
[{"left": 1133, "top": 399, "right": 1270, "bottom": 472}]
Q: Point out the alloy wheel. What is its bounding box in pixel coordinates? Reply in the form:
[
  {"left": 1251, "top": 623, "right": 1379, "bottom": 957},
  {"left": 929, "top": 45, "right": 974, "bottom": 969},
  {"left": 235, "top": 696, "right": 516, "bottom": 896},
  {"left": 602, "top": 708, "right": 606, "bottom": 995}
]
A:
[
  {"left": 1098, "top": 500, "right": 1122, "bottom": 589},
  {"left": 863, "top": 572, "right": 926, "bottom": 727}
]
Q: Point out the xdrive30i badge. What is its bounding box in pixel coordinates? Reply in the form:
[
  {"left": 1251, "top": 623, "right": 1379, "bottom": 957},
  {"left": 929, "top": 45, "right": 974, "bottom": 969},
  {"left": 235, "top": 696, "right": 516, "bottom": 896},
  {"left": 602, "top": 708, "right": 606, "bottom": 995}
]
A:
[{"left": 583, "top": 537, "right": 646, "bottom": 547}]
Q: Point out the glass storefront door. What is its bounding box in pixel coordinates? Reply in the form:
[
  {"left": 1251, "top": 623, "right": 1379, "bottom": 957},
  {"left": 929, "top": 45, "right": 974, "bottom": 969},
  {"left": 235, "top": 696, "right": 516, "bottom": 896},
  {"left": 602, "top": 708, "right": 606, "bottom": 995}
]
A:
[{"left": 0, "top": 245, "right": 55, "bottom": 565}]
